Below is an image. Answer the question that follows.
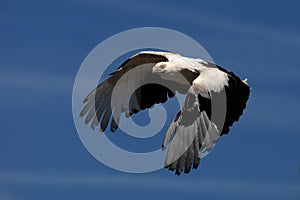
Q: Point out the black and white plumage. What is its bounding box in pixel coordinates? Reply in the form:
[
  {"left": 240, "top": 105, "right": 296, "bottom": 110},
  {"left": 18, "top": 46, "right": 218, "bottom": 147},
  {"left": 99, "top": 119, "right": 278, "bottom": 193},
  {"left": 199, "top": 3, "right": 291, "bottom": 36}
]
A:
[{"left": 80, "top": 51, "right": 250, "bottom": 175}]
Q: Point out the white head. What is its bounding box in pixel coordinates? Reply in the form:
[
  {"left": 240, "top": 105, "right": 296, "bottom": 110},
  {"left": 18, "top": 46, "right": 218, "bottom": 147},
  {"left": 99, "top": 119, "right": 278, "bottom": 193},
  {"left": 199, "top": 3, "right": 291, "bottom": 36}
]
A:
[
  {"left": 152, "top": 62, "right": 178, "bottom": 75},
  {"left": 152, "top": 62, "right": 196, "bottom": 86}
]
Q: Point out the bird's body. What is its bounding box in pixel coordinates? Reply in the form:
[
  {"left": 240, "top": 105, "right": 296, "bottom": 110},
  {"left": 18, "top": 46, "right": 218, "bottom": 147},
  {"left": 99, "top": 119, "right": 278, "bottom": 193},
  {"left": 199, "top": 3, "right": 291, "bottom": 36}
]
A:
[{"left": 80, "top": 51, "right": 250, "bottom": 175}]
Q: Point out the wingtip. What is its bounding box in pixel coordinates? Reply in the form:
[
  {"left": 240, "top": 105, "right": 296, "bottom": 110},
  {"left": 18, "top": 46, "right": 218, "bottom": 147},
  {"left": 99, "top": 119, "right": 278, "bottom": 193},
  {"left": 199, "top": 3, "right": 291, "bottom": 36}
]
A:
[
  {"left": 162, "top": 142, "right": 168, "bottom": 150},
  {"left": 242, "top": 78, "right": 248, "bottom": 85}
]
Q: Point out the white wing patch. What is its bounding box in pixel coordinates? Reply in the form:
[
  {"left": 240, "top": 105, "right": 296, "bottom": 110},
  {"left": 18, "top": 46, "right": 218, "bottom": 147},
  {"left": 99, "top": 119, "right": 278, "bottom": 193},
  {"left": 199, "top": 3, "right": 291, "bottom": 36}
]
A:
[{"left": 192, "top": 68, "right": 229, "bottom": 98}]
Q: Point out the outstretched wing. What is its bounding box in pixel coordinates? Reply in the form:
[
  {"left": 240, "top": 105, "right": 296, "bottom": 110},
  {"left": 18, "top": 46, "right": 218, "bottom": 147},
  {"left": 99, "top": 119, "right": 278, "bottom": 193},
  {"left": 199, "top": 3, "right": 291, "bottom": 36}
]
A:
[
  {"left": 163, "top": 66, "right": 250, "bottom": 175},
  {"left": 80, "top": 52, "right": 176, "bottom": 132}
]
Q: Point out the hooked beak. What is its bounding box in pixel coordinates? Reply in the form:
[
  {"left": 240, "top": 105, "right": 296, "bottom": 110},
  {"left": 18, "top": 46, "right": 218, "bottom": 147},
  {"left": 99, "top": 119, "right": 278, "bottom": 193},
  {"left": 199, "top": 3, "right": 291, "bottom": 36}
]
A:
[
  {"left": 152, "top": 63, "right": 166, "bottom": 73},
  {"left": 152, "top": 66, "right": 162, "bottom": 73}
]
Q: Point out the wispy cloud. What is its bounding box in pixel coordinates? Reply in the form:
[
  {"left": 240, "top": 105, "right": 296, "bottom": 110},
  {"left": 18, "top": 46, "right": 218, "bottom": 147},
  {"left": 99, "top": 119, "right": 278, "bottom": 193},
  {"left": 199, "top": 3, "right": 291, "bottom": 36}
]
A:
[
  {"left": 0, "top": 70, "right": 73, "bottom": 95},
  {"left": 0, "top": 189, "right": 21, "bottom": 200},
  {"left": 0, "top": 171, "right": 299, "bottom": 199},
  {"left": 4, "top": 0, "right": 298, "bottom": 45},
  {"left": 84, "top": 0, "right": 300, "bottom": 45},
  {"left": 0, "top": 70, "right": 74, "bottom": 110}
]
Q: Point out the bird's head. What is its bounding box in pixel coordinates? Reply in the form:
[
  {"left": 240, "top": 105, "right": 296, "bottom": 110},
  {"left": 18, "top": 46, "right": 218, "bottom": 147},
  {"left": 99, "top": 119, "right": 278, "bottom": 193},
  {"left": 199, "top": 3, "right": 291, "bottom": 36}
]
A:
[
  {"left": 152, "top": 62, "right": 193, "bottom": 87},
  {"left": 152, "top": 62, "right": 176, "bottom": 75}
]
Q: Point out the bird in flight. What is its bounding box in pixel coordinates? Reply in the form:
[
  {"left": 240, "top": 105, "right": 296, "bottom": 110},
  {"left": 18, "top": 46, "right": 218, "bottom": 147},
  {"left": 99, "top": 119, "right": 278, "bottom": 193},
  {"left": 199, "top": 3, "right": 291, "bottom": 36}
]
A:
[{"left": 80, "top": 51, "right": 250, "bottom": 175}]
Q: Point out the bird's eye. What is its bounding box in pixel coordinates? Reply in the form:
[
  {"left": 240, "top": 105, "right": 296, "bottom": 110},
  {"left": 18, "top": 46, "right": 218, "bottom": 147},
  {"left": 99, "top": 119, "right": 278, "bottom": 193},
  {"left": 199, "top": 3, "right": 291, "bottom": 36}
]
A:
[{"left": 160, "top": 64, "right": 167, "bottom": 69}]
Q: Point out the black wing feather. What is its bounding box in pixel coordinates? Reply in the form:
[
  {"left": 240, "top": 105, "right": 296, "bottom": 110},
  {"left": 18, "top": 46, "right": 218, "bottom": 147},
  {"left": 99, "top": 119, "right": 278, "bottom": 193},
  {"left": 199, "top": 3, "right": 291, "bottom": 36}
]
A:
[{"left": 81, "top": 53, "right": 173, "bottom": 132}]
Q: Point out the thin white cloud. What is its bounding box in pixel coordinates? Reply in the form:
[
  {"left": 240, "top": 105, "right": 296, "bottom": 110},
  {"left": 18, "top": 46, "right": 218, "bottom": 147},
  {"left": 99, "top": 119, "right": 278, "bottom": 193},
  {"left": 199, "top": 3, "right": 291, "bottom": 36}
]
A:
[
  {"left": 0, "top": 189, "right": 21, "bottom": 200},
  {"left": 0, "top": 70, "right": 73, "bottom": 94},
  {"left": 0, "top": 70, "right": 75, "bottom": 109},
  {"left": 0, "top": 171, "right": 299, "bottom": 198},
  {"left": 3, "top": 0, "right": 299, "bottom": 46},
  {"left": 83, "top": 0, "right": 300, "bottom": 45}
]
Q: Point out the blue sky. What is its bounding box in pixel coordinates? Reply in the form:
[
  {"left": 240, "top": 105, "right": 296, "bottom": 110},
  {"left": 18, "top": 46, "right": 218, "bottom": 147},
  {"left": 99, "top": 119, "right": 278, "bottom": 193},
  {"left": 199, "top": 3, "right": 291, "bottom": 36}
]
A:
[{"left": 1, "top": 0, "right": 300, "bottom": 199}]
